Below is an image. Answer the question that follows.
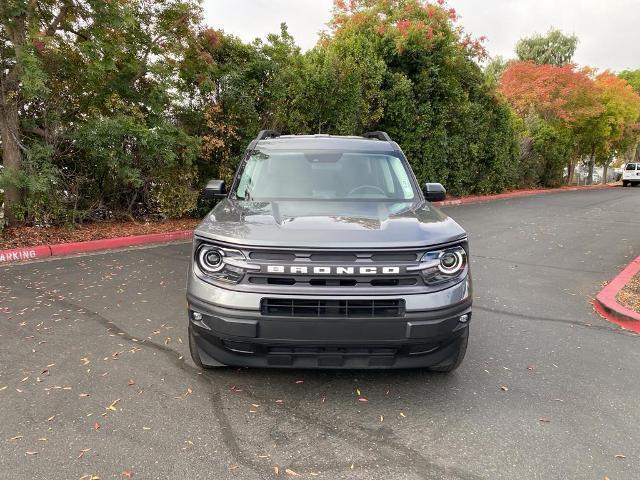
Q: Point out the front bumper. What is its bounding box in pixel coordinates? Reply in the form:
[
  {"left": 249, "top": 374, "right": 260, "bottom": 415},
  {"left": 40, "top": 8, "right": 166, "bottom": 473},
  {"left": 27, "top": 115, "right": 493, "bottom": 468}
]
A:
[{"left": 187, "top": 274, "right": 472, "bottom": 369}]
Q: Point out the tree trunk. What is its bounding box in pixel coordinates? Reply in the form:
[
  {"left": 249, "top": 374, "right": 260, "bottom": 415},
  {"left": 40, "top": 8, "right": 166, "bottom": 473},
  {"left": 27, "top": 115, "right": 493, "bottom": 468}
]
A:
[
  {"left": 1, "top": 12, "right": 27, "bottom": 225},
  {"left": 587, "top": 155, "right": 595, "bottom": 185},
  {"left": 567, "top": 161, "right": 575, "bottom": 185},
  {"left": 0, "top": 83, "right": 23, "bottom": 225},
  {"left": 602, "top": 161, "right": 609, "bottom": 185}
]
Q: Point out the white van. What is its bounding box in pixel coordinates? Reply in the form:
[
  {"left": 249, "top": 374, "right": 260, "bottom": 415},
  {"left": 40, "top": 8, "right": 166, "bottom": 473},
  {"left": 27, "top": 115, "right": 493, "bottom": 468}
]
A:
[{"left": 623, "top": 163, "right": 640, "bottom": 187}]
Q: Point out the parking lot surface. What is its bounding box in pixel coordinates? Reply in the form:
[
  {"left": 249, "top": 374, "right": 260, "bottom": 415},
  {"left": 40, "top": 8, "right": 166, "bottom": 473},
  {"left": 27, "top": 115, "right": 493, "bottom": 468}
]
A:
[{"left": 1, "top": 188, "right": 639, "bottom": 480}]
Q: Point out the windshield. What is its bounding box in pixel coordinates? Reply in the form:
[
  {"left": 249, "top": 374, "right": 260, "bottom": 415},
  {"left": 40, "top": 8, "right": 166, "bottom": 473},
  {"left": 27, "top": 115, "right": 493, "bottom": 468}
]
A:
[{"left": 234, "top": 150, "right": 417, "bottom": 201}]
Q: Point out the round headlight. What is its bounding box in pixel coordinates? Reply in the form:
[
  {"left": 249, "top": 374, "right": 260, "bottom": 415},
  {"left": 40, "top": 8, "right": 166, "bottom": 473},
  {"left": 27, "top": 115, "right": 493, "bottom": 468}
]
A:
[
  {"left": 197, "top": 246, "right": 224, "bottom": 273},
  {"left": 438, "top": 250, "right": 464, "bottom": 274}
]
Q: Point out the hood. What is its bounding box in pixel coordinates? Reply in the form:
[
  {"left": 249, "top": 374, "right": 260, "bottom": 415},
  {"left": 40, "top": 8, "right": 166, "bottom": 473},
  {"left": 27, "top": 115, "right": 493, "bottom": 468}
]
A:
[{"left": 194, "top": 199, "right": 466, "bottom": 249}]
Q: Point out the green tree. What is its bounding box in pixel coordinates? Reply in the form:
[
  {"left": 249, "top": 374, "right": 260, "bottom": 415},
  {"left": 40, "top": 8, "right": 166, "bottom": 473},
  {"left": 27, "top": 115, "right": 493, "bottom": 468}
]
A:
[
  {"left": 1, "top": 0, "right": 202, "bottom": 225},
  {"left": 305, "top": 0, "right": 520, "bottom": 196},
  {"left": 515, "top": 29, "right": 578, "bottom": 67},
  {"left": 484, "top": 55, "right": 511, "bottom": 86},
  {"left": 618, "top": 69, "right": 640, "bottom": 94}
]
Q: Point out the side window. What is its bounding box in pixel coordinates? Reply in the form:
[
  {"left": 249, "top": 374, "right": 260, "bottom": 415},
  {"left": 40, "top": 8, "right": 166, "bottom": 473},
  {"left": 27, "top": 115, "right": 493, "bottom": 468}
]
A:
[{"left": 626, "top": 163, "right": 637, "bottom": 171}]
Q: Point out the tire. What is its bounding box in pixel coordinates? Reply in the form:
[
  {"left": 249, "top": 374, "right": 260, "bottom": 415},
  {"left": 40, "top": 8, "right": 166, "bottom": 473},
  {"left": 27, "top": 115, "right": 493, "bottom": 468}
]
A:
[
  {"left": 429, "top": 328, "right": 469, "bottom": 373},
  {"left": 623, "top": 181, "right": 629, "bottom": 187}
]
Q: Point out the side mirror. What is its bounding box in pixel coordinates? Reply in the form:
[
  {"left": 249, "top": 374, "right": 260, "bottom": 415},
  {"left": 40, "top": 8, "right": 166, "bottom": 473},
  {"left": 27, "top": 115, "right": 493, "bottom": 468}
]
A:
[
  {"left": 203, "top": 179, "right": 226, "bottom": 199},
  {"left": 423, "top": 183, "right": 446, "bottom": 202}
]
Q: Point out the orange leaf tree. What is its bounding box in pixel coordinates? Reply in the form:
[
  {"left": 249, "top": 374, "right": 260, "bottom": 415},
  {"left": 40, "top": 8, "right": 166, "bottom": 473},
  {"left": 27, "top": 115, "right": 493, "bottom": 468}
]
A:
[{"left": 500, "top": 61, "right": 604, "bottom": 184}]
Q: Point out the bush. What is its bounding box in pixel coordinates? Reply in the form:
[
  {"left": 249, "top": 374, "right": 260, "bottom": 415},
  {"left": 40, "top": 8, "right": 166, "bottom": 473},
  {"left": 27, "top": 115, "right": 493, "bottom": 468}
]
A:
[{"left": 151, "top": 167, "right": 200, "bottom": 218}]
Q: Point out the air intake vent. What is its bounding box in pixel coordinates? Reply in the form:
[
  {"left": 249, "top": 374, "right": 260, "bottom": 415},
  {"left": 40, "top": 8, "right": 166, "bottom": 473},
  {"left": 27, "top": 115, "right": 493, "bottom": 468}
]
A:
[{"left": 261, "top": 299, "right": 405, "bottom": 317}]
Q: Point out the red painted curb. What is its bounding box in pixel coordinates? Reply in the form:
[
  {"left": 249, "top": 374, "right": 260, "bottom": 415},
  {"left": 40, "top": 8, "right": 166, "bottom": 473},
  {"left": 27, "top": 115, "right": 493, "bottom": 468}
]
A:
[
  {"left": 434, "top": 183, "right": 616, "bottom": 207},
  {"left": 593, "top": 256, "right": 640, "bottom": 333},
  {"left": 1, "top": 230, "right": 193, "bottom": 265}
]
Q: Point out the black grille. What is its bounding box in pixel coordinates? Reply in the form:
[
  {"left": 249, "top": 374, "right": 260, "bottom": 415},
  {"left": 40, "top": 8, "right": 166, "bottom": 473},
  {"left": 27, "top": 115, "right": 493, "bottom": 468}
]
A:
[{"left": 261, "top": 298, "right": 405, "bottom": 317}]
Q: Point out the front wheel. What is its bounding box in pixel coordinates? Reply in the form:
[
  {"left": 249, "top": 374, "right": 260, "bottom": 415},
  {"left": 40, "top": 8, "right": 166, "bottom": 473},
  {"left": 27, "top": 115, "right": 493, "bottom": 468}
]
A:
[
  {"left": 623, "top": 180, "right": 629, "bottom": 187},
  {"left": 429, "top": 328, "right": 469, "bottom": 373}
]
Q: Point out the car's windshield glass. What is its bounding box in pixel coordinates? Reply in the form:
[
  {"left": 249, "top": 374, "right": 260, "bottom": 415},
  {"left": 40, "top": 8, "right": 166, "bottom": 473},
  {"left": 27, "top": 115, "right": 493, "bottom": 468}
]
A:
[{"left": 234, "top": 149, "right": 416, "bottom": 201}]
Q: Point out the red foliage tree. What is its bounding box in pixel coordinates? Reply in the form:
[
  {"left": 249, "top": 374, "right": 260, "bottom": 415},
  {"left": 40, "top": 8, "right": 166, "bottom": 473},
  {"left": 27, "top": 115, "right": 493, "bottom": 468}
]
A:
[{"left": 499, "top": 61, "right": 603, "bottom": 124}]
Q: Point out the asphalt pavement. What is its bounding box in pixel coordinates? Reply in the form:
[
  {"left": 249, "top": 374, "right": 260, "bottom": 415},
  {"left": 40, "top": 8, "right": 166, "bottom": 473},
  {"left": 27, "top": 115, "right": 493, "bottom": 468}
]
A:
[{"left": 1, "top": 187, "right": 639, "bottom": 480}]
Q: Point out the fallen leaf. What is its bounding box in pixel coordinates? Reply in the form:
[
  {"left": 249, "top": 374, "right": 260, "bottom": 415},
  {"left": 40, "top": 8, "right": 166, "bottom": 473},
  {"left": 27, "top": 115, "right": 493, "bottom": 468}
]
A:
[
  {"left": 10, "top": 435, "right": 24, "bottom": 441},
  {"left": 273, "top": 466, "right": 280, "bottom": 475},
  {"left": 285, "top": 468, "right": 301, "bottom": 477},
  {"left": 78, "top": 448, "right": 91, "bottom": 459},
  {"left": 127, "top": 379, "right": 136, "bottom": 386},
  {"left": 500, "top": 385, "right": 509, "bottom": 392},
  {"left": 228, "top": 464, "right": 239, "bottom": 470},
  {"left": 121, "top": 470, "right": 133, "bottom": 478},
  {"left": 357, "top": 397, "right": 368, "bottom": 402},
  {"left": 106, "top": 399, "right": 121, "bottom": 412},
  {"left": 94, "top": 422, "right": 100, "bottom": 431},
  {"left": 538, "top": 417, "right": 551, "bottom": 423},
  {"left": 175, "top": 388, "right": 193, "bottom": 399},
  {"left": 47, "top": 415, "right": 56, "bottom": 422},
  {"left": 295, "top": 380, "right": 304, "bottom": 384},
  {"left": 26, "top": 451, "right": 38, "bottom": 456},
  {"left": 79, "top": 393, "right": 90, "bottom": 398},
  {"left": 399, "top": 412, "right": 406, "bottom": 418},
  {"left": 615, "top": 454, "right": 626, "bottom": 459}
]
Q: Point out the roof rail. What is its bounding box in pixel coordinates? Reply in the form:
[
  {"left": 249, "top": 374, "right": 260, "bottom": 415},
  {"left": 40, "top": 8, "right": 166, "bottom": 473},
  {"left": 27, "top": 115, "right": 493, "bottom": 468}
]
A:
[
  {"left": 363, "top": 131, "right": 392, "bottom": 142},
  {"left": 256, "top": 130, "right": 281, "bottom": 141}
]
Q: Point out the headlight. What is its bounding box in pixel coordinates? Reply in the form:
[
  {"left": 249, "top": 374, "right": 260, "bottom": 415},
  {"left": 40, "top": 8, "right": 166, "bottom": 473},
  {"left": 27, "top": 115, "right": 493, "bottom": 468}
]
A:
[
  {"left": 195, "top": 244, "right": 258, "bottom": 283},
  {"left": 409, "top": 245, "right": 467, "bottom": 285},
  {"left": 197, "top": 245, "right": 225, "bottom": 274}
]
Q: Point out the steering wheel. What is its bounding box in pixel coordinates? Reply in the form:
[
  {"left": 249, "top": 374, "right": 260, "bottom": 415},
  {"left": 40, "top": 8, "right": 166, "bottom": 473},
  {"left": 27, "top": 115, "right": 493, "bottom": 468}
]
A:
[{"left": 348, "top": 185, "right": 386, "bottom": 196}]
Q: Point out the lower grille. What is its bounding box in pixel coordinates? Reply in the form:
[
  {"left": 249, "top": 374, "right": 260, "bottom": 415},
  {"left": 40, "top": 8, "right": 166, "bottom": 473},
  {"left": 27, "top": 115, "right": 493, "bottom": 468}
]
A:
[{"left": 261, "top": 298, "right": 405, "bottom": 317}]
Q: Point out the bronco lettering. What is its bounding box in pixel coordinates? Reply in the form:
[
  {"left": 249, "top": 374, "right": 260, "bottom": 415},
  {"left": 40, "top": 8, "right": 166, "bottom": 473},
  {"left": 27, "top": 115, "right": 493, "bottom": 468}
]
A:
[{"left": 265, "top": 265, "right": 402, "bottom": 275}]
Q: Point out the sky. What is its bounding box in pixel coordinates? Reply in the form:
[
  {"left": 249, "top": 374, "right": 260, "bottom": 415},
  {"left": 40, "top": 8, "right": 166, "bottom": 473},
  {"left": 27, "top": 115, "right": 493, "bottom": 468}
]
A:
[{"left": 202, "top": 0, "right": 640, "bottom": 72}]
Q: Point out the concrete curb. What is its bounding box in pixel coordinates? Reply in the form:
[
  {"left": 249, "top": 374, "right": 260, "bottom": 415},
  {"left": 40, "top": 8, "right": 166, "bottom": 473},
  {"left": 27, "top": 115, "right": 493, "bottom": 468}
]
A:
[
  {"left": 0, "top": 230, "right": 193, "bottom": 266},
  {"left": 434, "top": 183, "right": 617, "bottom": 207},
  {"left": 593, "top": 256, "right": 640, "bottom": 333}
]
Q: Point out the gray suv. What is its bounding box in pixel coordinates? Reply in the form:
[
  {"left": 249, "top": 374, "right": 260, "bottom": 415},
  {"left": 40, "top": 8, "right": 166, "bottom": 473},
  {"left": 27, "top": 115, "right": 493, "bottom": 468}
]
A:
[{"left": 187, "top": 131, "right": 472, "bottom": 371}]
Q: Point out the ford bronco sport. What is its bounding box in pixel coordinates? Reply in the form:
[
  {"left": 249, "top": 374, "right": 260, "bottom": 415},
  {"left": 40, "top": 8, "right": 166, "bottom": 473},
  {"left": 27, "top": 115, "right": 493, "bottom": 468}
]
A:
[{"left": 187, "top": 131, "right": 472, "bottom": 371}]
